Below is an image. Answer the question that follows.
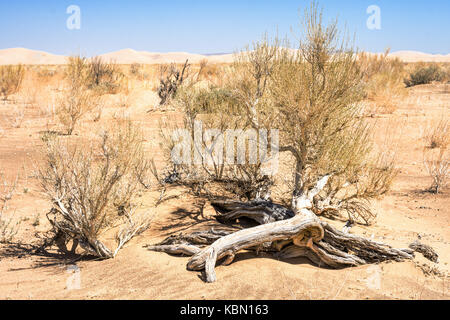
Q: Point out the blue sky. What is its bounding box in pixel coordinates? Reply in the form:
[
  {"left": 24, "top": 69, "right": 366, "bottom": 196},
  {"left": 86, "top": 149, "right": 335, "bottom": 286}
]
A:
[{"left": 0, "top": 0, "right": 449, "bottom": 56}]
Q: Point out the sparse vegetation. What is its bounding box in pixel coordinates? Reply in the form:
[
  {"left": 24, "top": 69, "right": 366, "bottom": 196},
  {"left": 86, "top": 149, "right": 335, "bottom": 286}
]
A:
[
  {"left": 8, "top": 106, "right": 25, "bottom": 128},
  {"left": 157, "top": 60, "right": 190, "bottom": 105},
  {"left": 57, "top": 56, "right": 101, "bottom": 135},
  {"left": 0, "top": 171, "right": 20, "bottom": 243},
  {"left": 424, "top": 117, "right": 449, "bottom": 150},
  {"left": 56, "top": 85, "right": 97, "bottom": 135},
  {"left": 405, "top": 64, "right": 445, "bottom": 87},
  {"left": 0, "top": 64, "right": 25, "bottom": 101},
  {"left": 424, "top": 149, "right": 449, "bottom": 194},
  {"left": 0, "top": 0, "right": 448, "bottom": 298},
  {"left": 160, "top": 82, "right": 271, "bottom": 200},
  {"left": 65, "top": 56, "right": 89, "bottom": 89},
  {"left": 149, "top": 2, "right": 414, "bottom": 284},
  {"left": 87, "top": 57, "right": 124, "bottom": 94},
  {"left": 65, "top": 55, "right": 124, "bottom": 94},
  {"left": 38, "top": 121, "right": 152, "bottom": 258},
  {"left": 163, "top": 8, "right": 397, "bottom": 224},
  {"left": 129, "top": 63, "right": 142, "bottom": 77},
  {"left": 423, "top": 117, "right": 449, "bottom": 194},
  {"left": 359, "top": 50, "right": 407, "bottom": 114}
]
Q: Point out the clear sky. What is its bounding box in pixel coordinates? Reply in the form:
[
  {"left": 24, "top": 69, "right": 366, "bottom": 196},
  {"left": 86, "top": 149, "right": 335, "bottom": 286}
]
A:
[{"left": 0, "top": 0, "right": 449, "bottom": 56}]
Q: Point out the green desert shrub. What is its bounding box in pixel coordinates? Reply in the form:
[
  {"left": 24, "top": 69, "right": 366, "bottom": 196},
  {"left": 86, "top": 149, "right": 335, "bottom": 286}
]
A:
[{"left": 405, "top": 64, "right": 444, "bottom": 87}]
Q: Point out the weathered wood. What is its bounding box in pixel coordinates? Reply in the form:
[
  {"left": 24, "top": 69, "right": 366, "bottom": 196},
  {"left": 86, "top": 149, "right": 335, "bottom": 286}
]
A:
[
  {"left": 409, "top": 240, "right": 439, "bottom": 263},
  {"left": 145, "top": 244, "right": 202, "bottom": 256},
  {"left": 321, "top": 222, "right": 414, "bottom": 263},
  {"left": 212, "top": 199, "right": 295, "bottom": 225},
  {"left": 275, "top": 245, "right": 323, "bottom": 266},
  {"left": 147, "top": 175, "right": 424, "bottom": 282},
  {"left": 186, "top": 206, "right": 324, "bottom": 282}
]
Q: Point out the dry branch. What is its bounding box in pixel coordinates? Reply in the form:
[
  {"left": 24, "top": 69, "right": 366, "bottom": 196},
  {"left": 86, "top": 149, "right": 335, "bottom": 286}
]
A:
[{"left": 148, "top": 176, "right": 420, "bottom": 282}]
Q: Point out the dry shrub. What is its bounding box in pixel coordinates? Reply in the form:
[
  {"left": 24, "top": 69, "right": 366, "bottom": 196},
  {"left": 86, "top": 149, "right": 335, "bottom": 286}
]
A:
[
  {"left": 157, "top": 60, "right": 190, "bottom": 105},
  {"left": 424, "top": 117, "right": 449, "bottom": 150},
  {"left": 6, "top": 106, "right": 25, "bottom": 129},
  {"left": 56, "top": 86, "right": 97, "bottom": 135},
  {"left": 65, "top": 56, "right": 125, "bottom": 94},
  {"left": 87, "top": 57, "right": 125, "bottom": 94},
  {"left": 0, "top": 65, "right": 25, "bottom": 101},
  {"left": 58, "top": 56, "right": 103, "bottom": 135},
  {"left": 159, "top": 3, "right": 397, "bottom": 224},
  {"left": 193, "top": 60, "right": 224, "bottom": 84},
  {"left": 358, "top": 50, "right": 406, "bottom": 114},
  {"left": 0, "top": 171, "right": 20, "bottom": 243},
  {"left": 424, "top": 149, "right": 449, "bottom": 194},
  {"left": 129, "top": 63, "right": 145, "bottom": 80},
  {"left": 65, "top": 56, "right": 89, "bottom": 88},
  {"left": 0, "top": 214, "right": 20, "bottom": 244},
  {"left": 35, "top": 66, "right": 58, "bottom": 85},
  {"left": 405, "top": 63, "right": 445, "bottom": 87},
  {"left": 162, "top": 84, "right": 271, "bottom": 200},
  {"left": 38, "top": 121, "right": 152, "bottom": 258},
  {"left": 423, "top": 117, "right": 449, "bottom": 193},
  {"left": 443, "top": 63, "right": 450, "bottom": 83}
]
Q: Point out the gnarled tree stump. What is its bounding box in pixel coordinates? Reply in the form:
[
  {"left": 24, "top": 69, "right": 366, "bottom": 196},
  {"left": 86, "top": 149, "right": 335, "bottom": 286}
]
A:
[{"left": 147, "top": 176, "right": 433, "bottom": 282}]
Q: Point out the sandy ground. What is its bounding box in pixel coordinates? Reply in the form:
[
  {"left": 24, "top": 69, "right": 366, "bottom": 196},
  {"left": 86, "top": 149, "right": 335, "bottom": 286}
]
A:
[{"left": 0, "top": 81, "right": 449, "bottom": 300}]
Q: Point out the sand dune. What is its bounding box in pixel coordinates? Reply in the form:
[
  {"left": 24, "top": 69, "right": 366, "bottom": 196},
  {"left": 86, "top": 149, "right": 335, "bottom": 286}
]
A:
[
  {"left": 0, "top": 47, "right": 448, "bottom": 65},
  {"left": 388, "top": 50, "right": 450, "bottom": 63},
  {"left": 0, "top": 48, "right": 67, "bottom": 65},
  {"left": 97, "top": 49, "right": 234, "bottom": 64}
]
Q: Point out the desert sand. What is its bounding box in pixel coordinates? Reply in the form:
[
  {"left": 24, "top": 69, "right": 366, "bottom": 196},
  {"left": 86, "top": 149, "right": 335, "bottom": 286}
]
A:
[
  {"left": 1, "top": 48, "right": 449, "bottom": 65},
  {"left": 0, "top": 76, "right": 448, "bottom": 299}
]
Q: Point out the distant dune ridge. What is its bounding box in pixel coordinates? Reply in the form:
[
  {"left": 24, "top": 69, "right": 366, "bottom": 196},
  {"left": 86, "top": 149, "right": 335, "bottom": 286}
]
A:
[
  {"left": 0, "top": 47, "right": 449, "bottom": 65},
  {"left": 0, "top": 48, "right": 67, "bottom": 65}
]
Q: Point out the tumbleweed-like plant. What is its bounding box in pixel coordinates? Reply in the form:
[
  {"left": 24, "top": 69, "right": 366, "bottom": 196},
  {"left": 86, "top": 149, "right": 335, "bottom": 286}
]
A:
[{"left": 38, "top": 121, "right": 152, "bottom": 258}]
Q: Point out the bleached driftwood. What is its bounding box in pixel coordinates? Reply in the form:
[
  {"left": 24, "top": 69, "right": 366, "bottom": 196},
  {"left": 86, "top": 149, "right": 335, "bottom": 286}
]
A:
[{"left": 148, "top": 176, "right": 432, "bottom": 282}]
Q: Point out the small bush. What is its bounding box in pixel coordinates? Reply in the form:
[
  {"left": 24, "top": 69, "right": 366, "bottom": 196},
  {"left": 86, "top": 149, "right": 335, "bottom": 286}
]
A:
[
  {"left": 56, "top": 86, "right": 97, "bottom": 135},
  {"left": 186, "top": 86, "right": 239, "bottom": 114},
  {"left": 65, "top": 56, "right": 124, "bottom": 94},
  {"left": 65, "top": 56, "right": 89, "bottom": 89},
  {"left": 157, "top": 60, "right": 190, "bottom": 105},
  {"left": 8, "top": 106, "right": 25, "bottom": 129},
  {"left": 0, "top": 65, "right": 25, "bottom": 101},
  {"left": 197, "top": 61, "right": 223, "bottom": 83},
  {"left": 405, "top": 64, "right": 444, "bottom": 87},
  {"left": 87, "top": 57, "right": 124, "bottom": 94},
  {"left": 38, "top": 121, "right": 151, "bottom": 258},
  {"left": 129, "top": 63, "right": 142, "bottom": 77},
  {"left": 424, "top": 149, "right": 449, "bottom": 194},
  {"left": 36, "top": 67, "right": 57, "bottom": 82},
  {"left": 424, "top": 118, "right": 449, "bottom": 150},
  {"left": 0, "top": 212, "right": 21, "bottom": 244},
  {"left": 423, "top": 118, "right": 449, "bottom": 194},
  {"left": 0, "top": 171, "right": 19, "bottom": 243},
  {"left": 59, "top": 56, "right": 101, "bottom": 135}
]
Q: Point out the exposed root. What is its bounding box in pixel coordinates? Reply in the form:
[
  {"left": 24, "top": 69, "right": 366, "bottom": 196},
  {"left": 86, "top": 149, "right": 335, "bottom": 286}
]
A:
[
  {"left": 212, "top": 199, "right": 295, "bottom": 225},
  {"left": 147, "top": 176, "right": 430, "bottom": 282},
  {"left": 148, "top": 201, "right": 420, "bottom": 282},
  {"left": 409, "top": 240, "right": 439, "bottom": 263}
]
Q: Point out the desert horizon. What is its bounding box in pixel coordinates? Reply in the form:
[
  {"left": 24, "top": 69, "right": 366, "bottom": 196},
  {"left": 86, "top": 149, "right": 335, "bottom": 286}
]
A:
[{"left": 1, "top": 47, "right": 450, "bottom": 65}]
